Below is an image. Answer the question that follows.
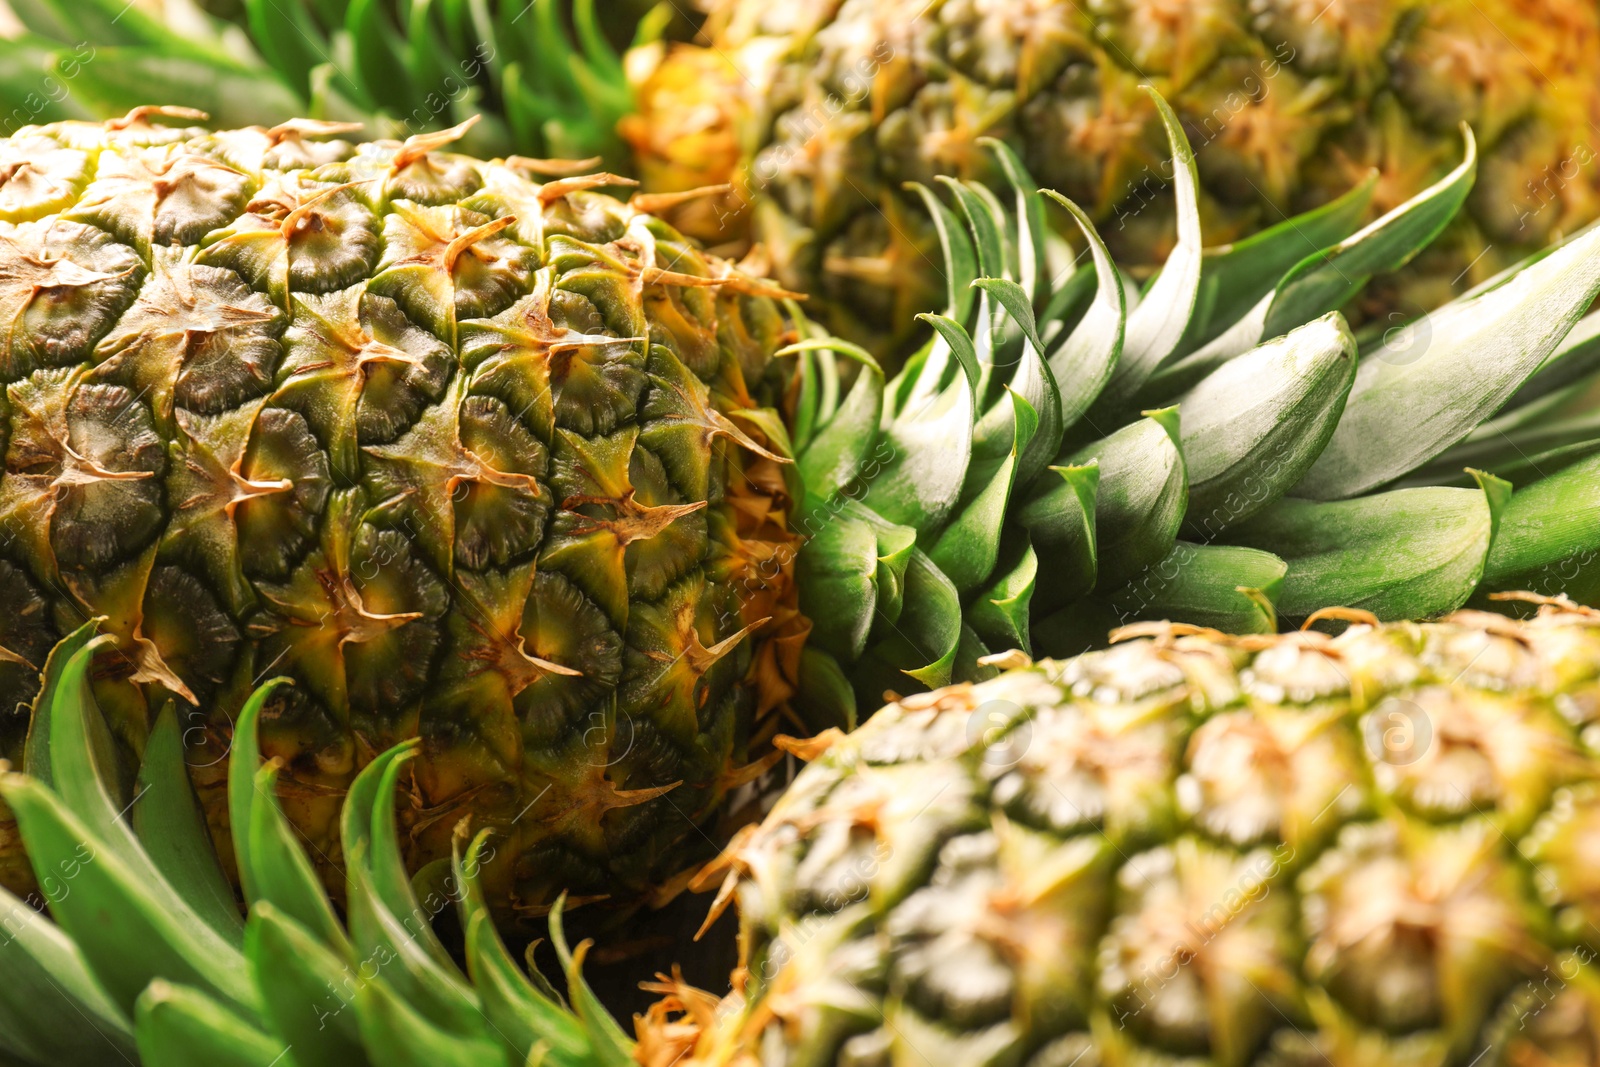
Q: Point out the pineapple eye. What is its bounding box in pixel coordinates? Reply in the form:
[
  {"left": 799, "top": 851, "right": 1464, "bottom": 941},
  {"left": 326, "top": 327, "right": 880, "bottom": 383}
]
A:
[
  {"left": 92, "top": 261, "right": 284, "bottom": 422},
  {"left": 4, "top": 373, "right": 167, "bottom": 572},
  {"left": 0, "top": 138, "right": 90, "bottom": 222},
  {"left": 137, "top": 564, "right": 240, "bottom": 705},
  {"left": 0, "top": 218, "right": 143, "bottom": 377},
  {"left": 284, "top": 195, "right": 380, "bottom": 295},
  {"left": 231, "top": 406, "right": 333, "bottom": 582},
  {"left": 369, "top": 203, "right": 539, "bottom": 338},
  {"left": 67, "top": 144, "right": 251, "bottom": 253},
  {"left": 452, "top": 394, "right": 550, "bottom": 570}
]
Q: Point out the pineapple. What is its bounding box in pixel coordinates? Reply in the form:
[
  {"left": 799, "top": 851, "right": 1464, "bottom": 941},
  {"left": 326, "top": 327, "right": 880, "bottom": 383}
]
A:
[
  {"left": 0, "top": 107, "right": 805, "bottom": 910},
  {"left": 627, "top": 0, "right": 1600, "bottom": 354},
  {"left": 12, "top": 593, "right": 1600, "bottom": 1066},
  {"left": 655, "top": 598, "right": 1600, "bottom": 1067}
]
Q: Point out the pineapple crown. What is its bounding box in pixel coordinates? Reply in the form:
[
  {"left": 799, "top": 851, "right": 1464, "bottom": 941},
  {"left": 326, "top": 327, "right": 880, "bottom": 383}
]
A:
[
  {"left": 0, "top": 620, "right": 640, "bottom": 1067},
  {"left": 786, "top": 87, "right": 1600, "bottom": 720},
  {"left": 0, "top": 0, "right": 658, "bottom": 166}
]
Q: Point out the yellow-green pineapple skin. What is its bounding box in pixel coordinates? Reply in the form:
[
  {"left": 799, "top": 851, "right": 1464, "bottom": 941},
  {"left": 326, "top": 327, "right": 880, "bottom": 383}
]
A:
[
  {"left": 629, "top": 0, "right": 1600, "bottom": 354},
  {"left": 644, "top": 603, "right": 1600, "bottom": 1066},
  {"left": 0, "top": 109, "right": 801, "bottom": 912}
]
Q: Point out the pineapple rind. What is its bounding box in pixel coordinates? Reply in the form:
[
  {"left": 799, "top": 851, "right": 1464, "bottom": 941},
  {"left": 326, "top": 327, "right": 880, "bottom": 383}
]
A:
[
  {"left": 668, "top": 606, "right": 1600, "bottom": 1066},
  {"left": 0, "top": 111, "right": 801, "bottom": 910}
]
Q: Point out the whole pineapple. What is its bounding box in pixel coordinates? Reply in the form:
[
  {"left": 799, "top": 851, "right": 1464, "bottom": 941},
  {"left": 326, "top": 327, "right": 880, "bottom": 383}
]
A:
[
  {"left": 647, "top": 600, "right": 1600, "bottom": 1066},
  {"left": 0, "top": 107, "right": 803, "bottom": 909},
  {"left": 627, "top": 0, "right": 1600, "bottom": 353}
]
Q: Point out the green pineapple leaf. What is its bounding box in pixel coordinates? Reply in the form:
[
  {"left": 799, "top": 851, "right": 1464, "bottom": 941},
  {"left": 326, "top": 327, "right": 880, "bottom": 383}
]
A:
[
  {"left": 1503, "top": 308, "right": 1600, "bottom": 412},
  {"left": 1034, "top": 542, "right": 1286, "bottom": 657},
  {"left": 1176, "top": 312, "right": 1356, "bottom": 538},
  {"left": 1147, "top": 129, "right": 1477, "bottom": 400},
  {"left": 0, "top": 38, "right": 94, "bottom": 127},
  {"left": 889, "top": 185, "right": 980, "bottom": 416},
  {"left": 930, "top": 388, "right": 1040, "bottom": 593},
  {"left": 1296, "top": 221, "right": 1600, "bottom": 499},
  {"left": 1261, "top": 127, "right": 1477, "bottom": 339},
  {"left": 53, "top": 48, "right": 303, "bottom": 129},
  {"left": 1061, "top": 408, "right": 1187, "bottom": 591},
  {"left": 1109, "top": 542, "right": 1286, "bottom": 634},
  {"left": 454, "top": 830, "right": 597, "bottom": 1067},
  {"left": 132, "top": 704, "right": 245, "bottom": 943},
  {"left": 22, "top": 619, "right": 110, "bottom": 791},
  {"left": 797, "top": 510, "right": 884, "bottom": 663},
  {"left": 1041, "top": 191, "right": 1125, "bottom": 437},
  {"left": 1479, "top": 452, "right": 1600, "bottom": 599},
  {"left": 867, "top": 315, "right": 978, "bottom": 533},
  {"left": 8, "top": 0, "right": 217, "bottom": 59},
  {"left": 979, "top": 138, "right": 1050, "bottom": 305},
  {"left": 245, "top": 904, "right": 370, "bottom": 1067},
  {"left": 972, "top": 277, "right": 1064, "bottom": 485},
  {"left": 792, "top": 646, "right": 860, "bottom": 733},
  {"left": 341, "top": 745, "right": 482, "bottom": 1036},
  {"left": 351, "top": 975, "right": 503, "bottom": 1067},
  {"left": 785, "top": 337, "right": 884, "bottom": 511},
  {"left": 405, "top": 0, "right": 468, "bottom": 120},
  {"left": 859, "top": 545, "right": 964, "bottom": 691},
  {"left": 1015, "top": 462, "right": 1099, "bottom": 613},
  {"left": 939, "top": 177, "right": 1008, "bottom": 283},
  {"left": 369, "top": 754, "right": 458, "bottom": 972},
  {"left": 1176, "top": 170, "right": 1378, "bottom": 358},
  {"left": 345, "top": 0, "right": 423, "bottom": 116},
  {"left": 247, "top": 760, "right": 349, "bottom": 952},
  {"left": 1227, "top": 471, "right": 1512, "bottom": 621},
  {"left": 547, "top": 898, "right": 635, "bottom": 1067},
  {"left": 0, "top": 883, "right": 133, "bottom": 1065},
  {"left": 1097, "top": 86, "right": 1203, "bottom": 410},
  {"left": 230, "top": 678, "right": 346, "bottom": 950},
  {"left": 0, "top": 773, "right": 257, "bottom": 1017},
  {"left": 133, "top": 981, "right": 282, "bottom": 1067},
  {"left": 1402, "top": 377, "right": 1600, "bottom": 488},
  {"left": 243, "top": 0, "right": 326, "bottom": 99},
  {"left": 783, "top": 300, "right": 831, "bottom": 451},
  {"left": 34, "top": 640, "right": 186, "bottom": 900},
  {"left": 861, "top": 505, "right": 918, "bottom": 632},
  {"left": 967, "top": 537, "right": 1038, "bottom": 654}
]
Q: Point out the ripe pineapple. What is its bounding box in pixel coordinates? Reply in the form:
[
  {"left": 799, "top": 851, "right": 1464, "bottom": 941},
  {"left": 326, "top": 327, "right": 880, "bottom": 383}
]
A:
[
  {"left": 627, "top": 0, "right": 1600, "bottom": 353},
  {"left": 0, "top": 107, "right": 805, "bottom": 910},
  {"left": 12, "top": 598, "right": 1600, "bottom": 1066},
  {"left": 653, "top": 599, "right": 1600, "bottom": 1066}
]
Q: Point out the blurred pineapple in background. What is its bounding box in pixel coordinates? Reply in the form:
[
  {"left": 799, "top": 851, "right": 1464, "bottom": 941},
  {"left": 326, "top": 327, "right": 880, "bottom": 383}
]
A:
[
  {"left": 628, "top": 0, "right": 1600, "bottom": 353},
  {"left": 9, "top": 0, "right": 1600, "bottom": 358}
]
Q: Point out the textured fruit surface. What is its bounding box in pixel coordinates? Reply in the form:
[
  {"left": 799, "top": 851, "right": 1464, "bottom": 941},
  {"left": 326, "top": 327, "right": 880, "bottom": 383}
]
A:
[
  {"left": 0, "top": 109, "right": 802, "bottom": 912},
  {"left": 631, "top": 0, "right": 1600, "bottom": 353},
  {"left": 654, "top": 601, "right": 1600, "bottom": 1066}
]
